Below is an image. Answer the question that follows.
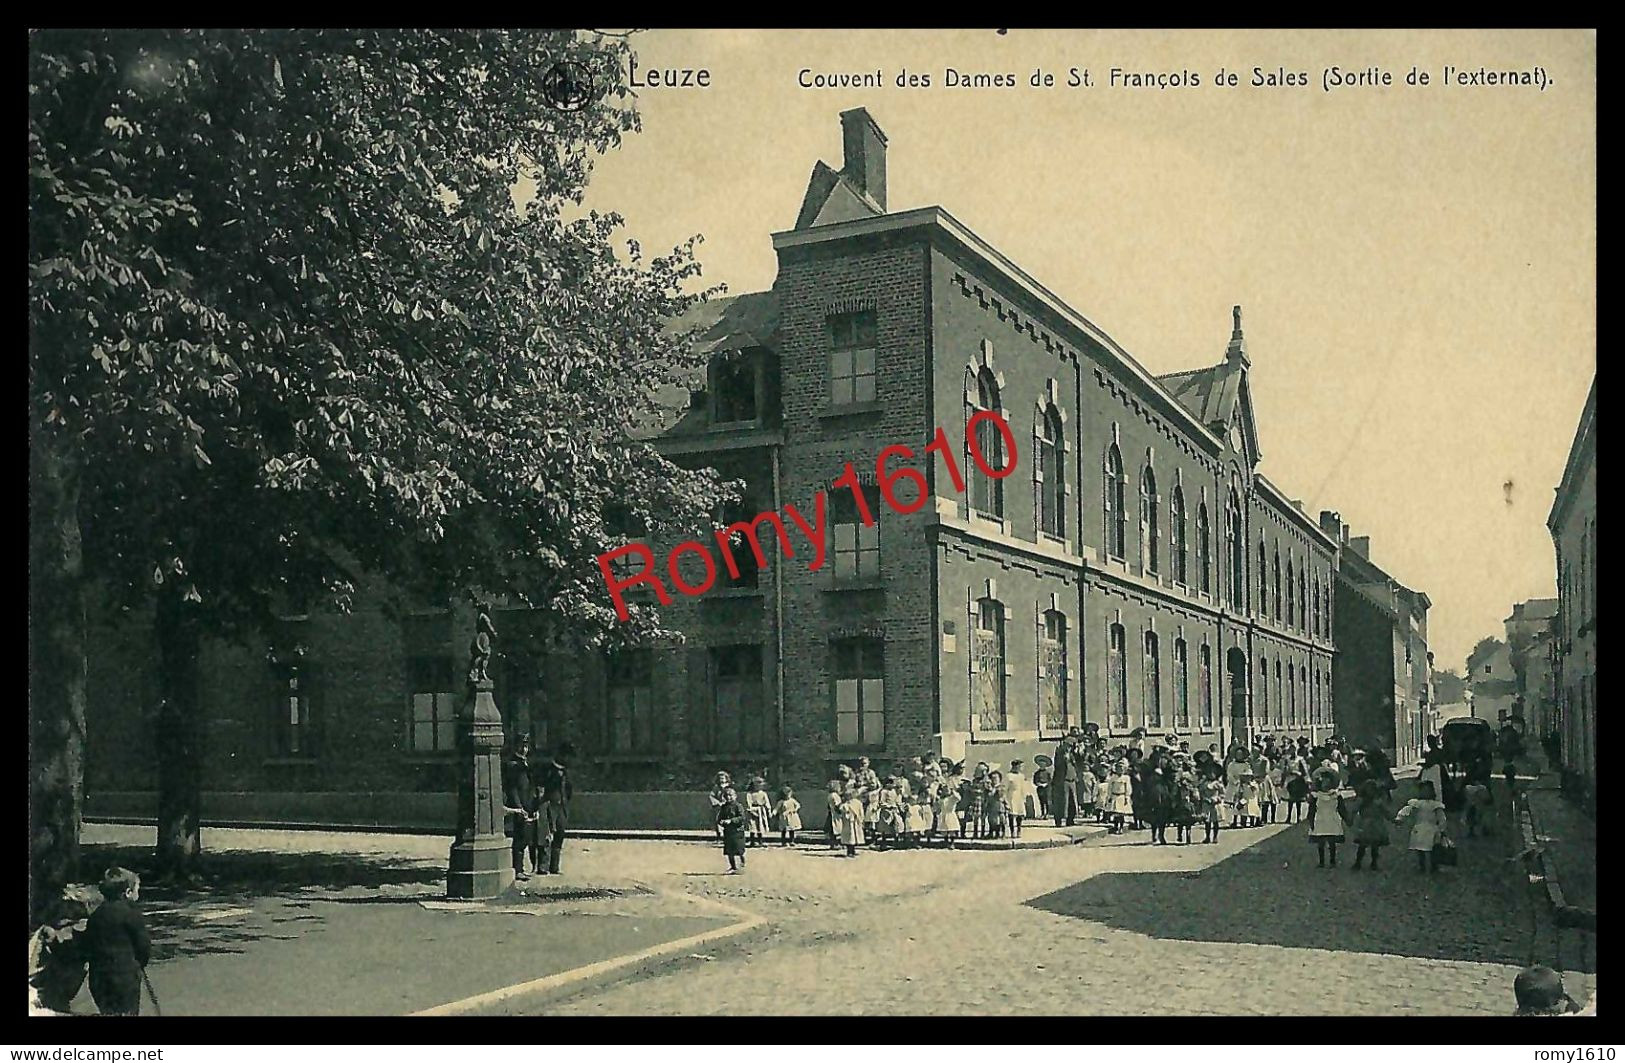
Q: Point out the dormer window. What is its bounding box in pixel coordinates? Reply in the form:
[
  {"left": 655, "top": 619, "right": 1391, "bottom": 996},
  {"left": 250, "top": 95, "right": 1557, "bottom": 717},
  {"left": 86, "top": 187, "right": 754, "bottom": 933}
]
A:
[{"left": 709, "top": 348, "right": 762, "bottom": 427}]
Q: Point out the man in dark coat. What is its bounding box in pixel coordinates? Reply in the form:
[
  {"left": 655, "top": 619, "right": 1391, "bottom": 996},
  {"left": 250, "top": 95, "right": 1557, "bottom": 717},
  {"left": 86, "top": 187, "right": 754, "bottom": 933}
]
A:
[
  {"left": 1050, "top": 730, "right": 1081, "bottom": 826},
  {"left": 535, "top": 741, "right": 575, "bottom": 875},
  {"left": 83, "top": 867, "right": 150, "bottom": 1016},
  {"left": 502, "top": 733, "right": 539, "bottom": 878}
]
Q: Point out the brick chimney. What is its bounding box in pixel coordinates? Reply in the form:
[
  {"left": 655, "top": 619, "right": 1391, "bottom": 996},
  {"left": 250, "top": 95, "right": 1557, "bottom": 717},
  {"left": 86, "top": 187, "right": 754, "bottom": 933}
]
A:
[
  {"left": 1319, "top": 510, "right": 1343, "bottom": 540},
  {"left": 840, "top": 107, "right": 887, "bottom": 211},
  {"left": 1348, "top": 535, "right": 1370, "bottom": 559}
]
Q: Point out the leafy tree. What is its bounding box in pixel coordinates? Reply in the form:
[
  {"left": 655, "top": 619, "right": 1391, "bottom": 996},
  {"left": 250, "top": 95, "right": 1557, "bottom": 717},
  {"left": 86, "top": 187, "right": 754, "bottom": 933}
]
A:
[{"left": 29, "top": 29, "right": 726, "bottom": 915}]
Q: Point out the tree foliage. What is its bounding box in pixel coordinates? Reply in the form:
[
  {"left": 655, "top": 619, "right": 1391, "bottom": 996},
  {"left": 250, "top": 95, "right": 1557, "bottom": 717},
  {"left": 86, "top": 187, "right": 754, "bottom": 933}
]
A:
[{"left": 29, "top": 29, "right": 729, "bottom": 891}]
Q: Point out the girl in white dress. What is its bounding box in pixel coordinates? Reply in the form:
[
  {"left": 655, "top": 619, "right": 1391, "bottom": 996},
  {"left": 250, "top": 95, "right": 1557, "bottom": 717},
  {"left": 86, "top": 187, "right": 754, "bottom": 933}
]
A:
[
  {"left": 1107, "top": 759, "right": 1135, "bottom": 834},
  {"left": 773, "top": 785, "right": 802, "bottom": 847},
  {"left": 1236, "top": 771, "right": 1263, "bottom": 827},
  {"left": 1395, "top": 780, "right": 1448, "bottom": 874},
  {"left": 838, "top": 781, "right": 867, "bottom": 856},
  {"left": 905, "top": 787, "right": 932, "bottom": 847},
  {"left": 1308, "top": 770, "right": 1347, "bottom": 867},
  {"left": 744, "top": 776, "right": 774, "bottom": 847},
  {"left": 933, "top": 781, "right": 961, "bottom": 848}
]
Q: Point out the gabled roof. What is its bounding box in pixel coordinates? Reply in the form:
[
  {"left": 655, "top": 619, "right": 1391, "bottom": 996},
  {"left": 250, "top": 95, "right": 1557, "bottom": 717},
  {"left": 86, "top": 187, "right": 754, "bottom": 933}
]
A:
[
  {"left": 793, "top": 160, "right": 883, "bottom": 231},
  {"left": 631, "top": 291, "right": 780, "bottom": 440},
  {"left": 1155, "top": 351, "right": 1259, "bottom": 465}
]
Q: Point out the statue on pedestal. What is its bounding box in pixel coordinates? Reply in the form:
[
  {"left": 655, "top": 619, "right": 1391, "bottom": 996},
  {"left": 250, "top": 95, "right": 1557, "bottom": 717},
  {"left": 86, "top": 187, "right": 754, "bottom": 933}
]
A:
[{"left": 468, "top": 608, "right": 497, "bottom": 686}]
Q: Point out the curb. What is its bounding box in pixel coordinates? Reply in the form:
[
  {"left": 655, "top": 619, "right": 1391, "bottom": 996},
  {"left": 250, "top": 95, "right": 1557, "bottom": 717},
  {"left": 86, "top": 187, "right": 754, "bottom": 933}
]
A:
[
  {"left": 1514, "top": 785, "right": 1596, "bottom": 931},
  {"left": 409, "top": 891, "right": 767, "bottom": 1016}
]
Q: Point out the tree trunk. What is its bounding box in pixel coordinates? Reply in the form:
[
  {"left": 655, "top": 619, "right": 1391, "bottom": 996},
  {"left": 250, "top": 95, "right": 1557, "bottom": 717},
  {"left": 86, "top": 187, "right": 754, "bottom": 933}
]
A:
[
  {"left": 29, "top": 426, "right": 87, "bottom": 927},
  {"left": 154, "top": 591, "right": 204, "bottom": 878}
]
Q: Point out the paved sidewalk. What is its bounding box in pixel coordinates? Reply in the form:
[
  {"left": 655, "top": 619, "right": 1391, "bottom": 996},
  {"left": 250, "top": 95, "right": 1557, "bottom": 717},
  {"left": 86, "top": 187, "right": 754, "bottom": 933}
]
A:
[{"left": 1525, "top": 778, "right": 1597, "bottom": 915}]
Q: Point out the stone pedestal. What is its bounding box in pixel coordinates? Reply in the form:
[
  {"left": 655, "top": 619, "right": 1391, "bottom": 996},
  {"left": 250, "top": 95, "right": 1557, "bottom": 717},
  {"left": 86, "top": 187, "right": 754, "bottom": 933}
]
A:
[{"left": 446, "top": 678, "right": 513, "bottom": 900}]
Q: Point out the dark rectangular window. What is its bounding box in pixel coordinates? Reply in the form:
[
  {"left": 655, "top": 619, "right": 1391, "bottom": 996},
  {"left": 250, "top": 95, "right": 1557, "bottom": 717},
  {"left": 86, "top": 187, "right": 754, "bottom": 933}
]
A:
[
  {"left": 710, "top": 351, "right": 759, "bottom": 425},
  {"left": 607, "top": 649, "right": 655, "bottom": 753},
  {"left": 707, "top": 645, "right": 767, "bottom": 753},
  {"left": 832, "top": 637, "right": 885, "bottom": 747},
  {"left": 828, "top": 311, "right": 878, "bottom": 406},
  {"left": 831, "top": 484, "right": 881, "bottom": 581},
  {"left": 408, "top": 655, "right": 457, "bottom": 753}
]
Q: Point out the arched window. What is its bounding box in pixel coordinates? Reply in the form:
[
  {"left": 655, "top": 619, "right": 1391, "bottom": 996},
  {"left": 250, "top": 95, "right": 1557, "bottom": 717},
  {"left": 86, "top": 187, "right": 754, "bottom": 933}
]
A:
[
  {"left": 1312, "top": 667, "right": 1320, "bottom": 724},
  {"left": 1300, "top": 665, "right": 1309, "bottom": 728},
  {"left": 1199, "top": 643, "right": 1214, "bottom": 729},
  {"left": 1312, "top": 578, "right": 1321, "bottom": 638},
  {"left": 1104, "top": 444, "right": 1126, "bottom": 559},
  {"left": 1174, "top": 638, "right": 1190, "bottom": 730},
  {"left": 1171, "top": 486, "right": 1188, "bottom": 585},
  {"left": 1259, "top": 540, "right": 1269, "bottom": 616},
  {"left": 1286, "top": 660, "right": 1295, "bottom": 727},
  {"left": 1040, "top": 610, "right": 1068, "bottom": 735},
  {"left": 1141, "top": 466, "right": 1160, "bottom": 575},
  {"left": 1257, "top": 656, "right": 1268, "bottom": 724},
  {"left": 966, "top": 368, "right": 1004, "bottom": 519},
  {"left": 1274, "top": 659, "right": 1284, "bottom": 728},
  {"left": 1286, "top": 557, "right": 1296, "bottom": 628},
  {"left": 972, "top": 597, "right": 1007, "bottom": 732},
  {"left": 1108, "top": 623, "right": 1128, "bottom": 729},
  {"left": 1272, "top": 545, "right": 1282, "bottom": 620},
  {"left": 1144, "top": 630, "right": 1162, "bottom": 728},
  {"left": 1036, "top": 406, "right": 1065, "bottom": 539},
  {"left": 1298, "top": 566, "right": 1308, "bottom": 633},
  {"left": 1197, "top": 503, "right": 1212, "bottom": 594},
  {"left": 1227, "top": 490, "right": 1245, "bottom": 608}
]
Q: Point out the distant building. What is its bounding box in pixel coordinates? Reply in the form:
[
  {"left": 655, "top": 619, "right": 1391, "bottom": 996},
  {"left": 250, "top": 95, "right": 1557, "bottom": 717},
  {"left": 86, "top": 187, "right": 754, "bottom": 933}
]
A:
[
  {"left": 1466, "top": 638, "right": 1517, "bottom": 726},
  {"left": 1320, "top": 513, "right": 1432, "bottom": 767},
  {"left": 1504, "top": 598, "right": 1558, "bottom": 744},
  {"left": 1548, "top": 376, "right": 1595, "bottom": 805}
]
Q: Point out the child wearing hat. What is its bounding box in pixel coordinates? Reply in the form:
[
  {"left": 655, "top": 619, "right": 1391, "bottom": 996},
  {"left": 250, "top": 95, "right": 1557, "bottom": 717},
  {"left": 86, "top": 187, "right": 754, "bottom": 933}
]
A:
[{"left": 83, "top": 867, "right": 150, "bottom": 1015}]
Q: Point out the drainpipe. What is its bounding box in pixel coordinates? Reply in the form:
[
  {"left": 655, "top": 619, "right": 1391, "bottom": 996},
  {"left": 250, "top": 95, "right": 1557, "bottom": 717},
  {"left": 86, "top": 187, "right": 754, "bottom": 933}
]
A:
[{"left": 772, "top": 443, "right": 786, "bottom": 783}]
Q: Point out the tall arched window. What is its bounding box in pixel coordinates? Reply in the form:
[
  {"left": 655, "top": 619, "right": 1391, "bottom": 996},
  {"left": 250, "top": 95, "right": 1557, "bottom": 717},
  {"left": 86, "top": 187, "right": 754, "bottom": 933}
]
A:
[
  {"left": 1286, "top": 660, "right": 1295, "bottom": 727},
  {"left": 1300, "top": 665, "right": 1309, "bottom": 728},
  {"left": 1257, "top": 656, "right": 1268, "bottom": 724},
  {"left": 1036, "top": 406, "right": 1064, "bottom": 539},
  {"left": 1274, "top": 659, "right": 1284, "bottom": 727},
  {"left": 1174, "top": 638, "right": 1190, "bottom": 730},
  {"left": 1199, "top": 643, "right": 1213, "bottom": 729},
  {"left": 972, "top": 596, "right": 1007, "bottom": 732},
  {"left": 1298, "top": 567, "right": 1308, "bottom": 633},
  {"left": 1286, "top": 558, "right": 1296, "bottom": 628},
  {"left": 1197, "top": 503, "right": 1212, "bottom": 594},
  {"left": 965, "top": 368, "right": 1005, "bottom": 520},
  {"left": 1171, "top": 486, "right": 1188, "bottom": 585},
  {"left": 1141, "top": 466, "right": 1160, "bottom": 575},
  {"left": 1144, "top": 630, "right": 1162, "bottom": 728},
  {"left": 1104, "top": 444, "right": 1126, "bottom": 559},
  {"left": 1108, "top": 623, "right": 1128, "bottom": 729},
  {"left": 1226, "top": 490, "right": 1245, "bottom": 608},
  {"left": 1040, "top": 610, "right": 1068, "bottom": 735},
  {"left": 1259, "top": 540, "right": 1269, "bottom": 616},
  {"left": 1272, "top": 545, "right": 1282, "bottom": 620},
  {"left": 1312, "top": 578, "right": 1321, "bottom": 638}
]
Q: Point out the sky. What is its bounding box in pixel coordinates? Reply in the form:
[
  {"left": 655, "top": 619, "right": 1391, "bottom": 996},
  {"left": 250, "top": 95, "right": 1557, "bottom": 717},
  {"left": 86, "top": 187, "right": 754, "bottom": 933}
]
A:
[{"left": 572, "top": 28, "right": 1595, "bottom": 675}]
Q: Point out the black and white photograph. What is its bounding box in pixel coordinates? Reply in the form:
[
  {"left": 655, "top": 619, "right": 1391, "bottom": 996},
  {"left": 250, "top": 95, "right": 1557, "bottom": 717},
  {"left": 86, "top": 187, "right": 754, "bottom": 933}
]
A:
[{"left": 27, "top": 27, "right": 1596, "bottom": 1029}]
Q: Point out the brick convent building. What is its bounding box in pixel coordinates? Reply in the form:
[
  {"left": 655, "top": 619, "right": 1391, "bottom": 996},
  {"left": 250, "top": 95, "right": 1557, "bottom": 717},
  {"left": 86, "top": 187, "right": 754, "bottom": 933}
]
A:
[{"left": 86, "top": 109, "right": 1349, "bottom": 829}]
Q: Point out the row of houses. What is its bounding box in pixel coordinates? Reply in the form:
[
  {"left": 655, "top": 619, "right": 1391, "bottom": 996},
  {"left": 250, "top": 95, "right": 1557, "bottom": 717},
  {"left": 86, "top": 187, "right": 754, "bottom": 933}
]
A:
[
  {"left": 82, "top": 109, "right": 1438, "bottom": 830},
  {"left": 1547, "top": 377, "right": 1596, "bottom": 806}
]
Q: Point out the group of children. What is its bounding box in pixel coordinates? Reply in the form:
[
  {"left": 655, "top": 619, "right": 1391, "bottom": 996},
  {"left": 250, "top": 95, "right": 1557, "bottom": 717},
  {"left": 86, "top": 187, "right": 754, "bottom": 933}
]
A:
[
  {"left": 1305, "top": 775, "right": 1453, "bottom": 872},
  {"left": 29, "top": 867, "right": 152, "bottom": 1015}
]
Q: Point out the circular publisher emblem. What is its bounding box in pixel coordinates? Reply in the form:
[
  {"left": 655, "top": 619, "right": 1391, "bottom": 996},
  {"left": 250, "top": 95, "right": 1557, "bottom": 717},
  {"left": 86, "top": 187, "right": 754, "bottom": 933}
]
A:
[{"left": 542, "top": 61, "right": 595, "bottom": 112}]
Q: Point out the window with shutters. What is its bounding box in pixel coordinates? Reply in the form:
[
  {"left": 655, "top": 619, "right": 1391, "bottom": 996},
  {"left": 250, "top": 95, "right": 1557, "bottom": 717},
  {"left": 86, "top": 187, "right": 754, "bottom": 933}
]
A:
[
  {"left": 971, "top": 598, "right": 1008, "bottom": 732},
  {"left": 1040, "top": 610, "right": 1069, "bottom": 736},
  {"left": 828, "top": 311, "right": 878, "bottom": 406},
  {"left": 1108, "top": 623, "right": 1128, "bottom": 730},
  {"left": 606, "top": 649, "right": 655, "bottom": 753},
  {"left": 832, "top": 637, "right": 885, "bottom": 748}
]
